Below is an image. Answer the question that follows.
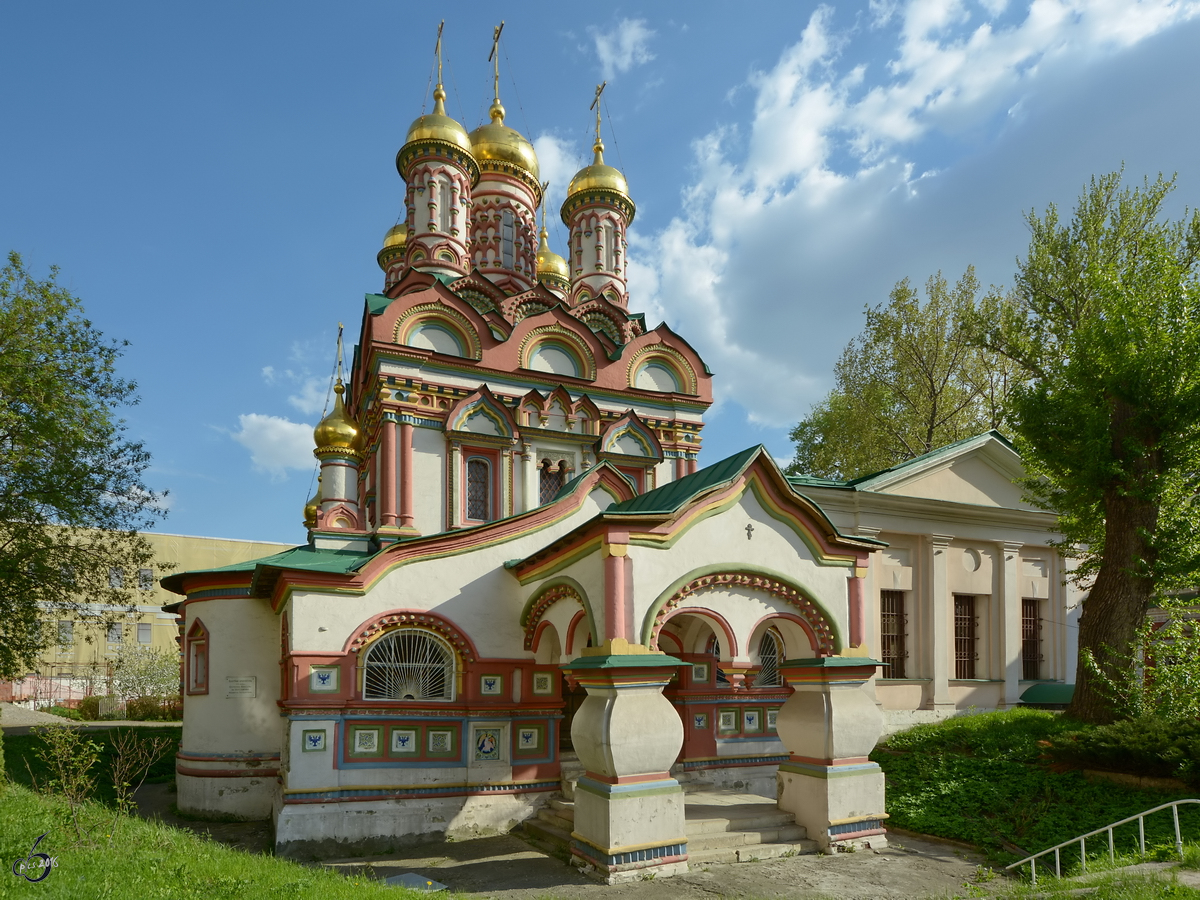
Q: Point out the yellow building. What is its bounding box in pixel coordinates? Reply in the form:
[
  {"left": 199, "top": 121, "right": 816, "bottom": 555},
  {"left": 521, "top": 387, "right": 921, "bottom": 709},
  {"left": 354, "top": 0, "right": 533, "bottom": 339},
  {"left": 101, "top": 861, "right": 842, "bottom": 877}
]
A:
[{"left": 7, "top": 532, "right": 289, "bottom": 706}]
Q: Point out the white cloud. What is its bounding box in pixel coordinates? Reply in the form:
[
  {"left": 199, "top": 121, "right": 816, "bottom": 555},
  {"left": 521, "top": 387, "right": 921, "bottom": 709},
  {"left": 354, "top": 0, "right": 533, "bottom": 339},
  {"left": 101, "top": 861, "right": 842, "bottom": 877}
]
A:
[
  {"left": 288, "top": 376, "right": 329, "bottom": 417},
  {"left": 231, "top": 414, "right": 315, "bottom": 480},
  {"left": 532, "top": 134, "right": 583, "bottom": 214},
  {"left": 590, "top": 18, "right": 656, "bottom": 80},
  {"left": 632, "top": 1, "right": 1200, "bottom": 429}
]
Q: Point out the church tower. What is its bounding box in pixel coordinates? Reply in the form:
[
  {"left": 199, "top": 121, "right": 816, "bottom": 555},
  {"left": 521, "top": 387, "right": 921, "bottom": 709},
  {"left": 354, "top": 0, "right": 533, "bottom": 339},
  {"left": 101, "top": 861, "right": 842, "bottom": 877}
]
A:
[
  {"left": 466, "top": 23, "right": 541, "bottom": 294},
  {"left": 395, "top": 34, "right": 478, "bottom": 280},
  {"left": 561, "top": 86, "right": 635, "bottom": 310}
]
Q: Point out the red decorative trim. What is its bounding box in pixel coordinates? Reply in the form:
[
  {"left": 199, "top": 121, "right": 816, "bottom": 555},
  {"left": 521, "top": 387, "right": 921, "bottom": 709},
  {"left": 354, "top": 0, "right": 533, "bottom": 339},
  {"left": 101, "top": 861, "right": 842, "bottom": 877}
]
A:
[
  {"left": 748, "top": 611, "right": 822, "bottom": 658},
  {"left": 345, "top": 610, "right": 478, "bottom": 663},
  {"left": 565, "top": 609, "right": 588, "bottom": 655},
  {"left": 658, "top": 606, "right": 739, "bottom": 658},
  {"left": 651, "top": 573, "right": 836, "bottom": 657}
]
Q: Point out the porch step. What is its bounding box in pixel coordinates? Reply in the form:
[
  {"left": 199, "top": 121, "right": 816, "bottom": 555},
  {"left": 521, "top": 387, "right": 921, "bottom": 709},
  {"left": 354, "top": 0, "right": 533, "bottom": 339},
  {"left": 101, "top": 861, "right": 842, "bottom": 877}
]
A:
[{"left": 519, "top": 791, "right": 820, "bottom": 868}]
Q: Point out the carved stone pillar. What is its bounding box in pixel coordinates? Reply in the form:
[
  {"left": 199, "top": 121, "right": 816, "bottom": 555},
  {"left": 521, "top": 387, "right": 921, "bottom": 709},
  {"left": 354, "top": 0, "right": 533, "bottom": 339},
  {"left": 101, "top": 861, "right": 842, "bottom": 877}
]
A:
[
  {"left": 997, "top": 541, "right": 1024, "bottom": 708},
  {"left": 927, "top": 534, "right": 954, "bottom": 710},
  {"left": 562, "top": 648, "right": 687, "bottom": 883},
  {"left": 775, "top": 658, "right": 888, "bottom": 852}
]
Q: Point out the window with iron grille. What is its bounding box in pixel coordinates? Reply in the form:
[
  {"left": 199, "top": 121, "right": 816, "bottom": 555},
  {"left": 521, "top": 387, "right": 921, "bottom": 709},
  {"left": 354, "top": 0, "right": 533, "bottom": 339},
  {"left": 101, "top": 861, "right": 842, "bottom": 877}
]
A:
[
  {"left": 953, "top": 594, "right": 977, "bottom": 679},
  {"left": 1022, "top": 597, "right": 1042, "bottom": 680},
  {"left": 466, "top": 457, "right": 491, "bottom": 521},
  {"left": 362, "top": 629, "right": 456, "bottom": 701},
  {"left": 880, "top": 590, "right": 907, "bottom": 678},
  {"left": 539, "top": 460, "right": 564, "bottom": 505},
  {"left": 757, "top": 629, "right": 783, "bottom": 687}
]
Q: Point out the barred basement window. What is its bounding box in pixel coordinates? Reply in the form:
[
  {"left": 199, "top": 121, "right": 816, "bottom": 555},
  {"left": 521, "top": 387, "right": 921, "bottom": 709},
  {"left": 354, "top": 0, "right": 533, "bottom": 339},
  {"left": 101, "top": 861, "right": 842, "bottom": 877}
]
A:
[
  {"left": 466, "top": 457, "right": 491, "bottom": 522},
  {"left": 880, "top": 590, "right": 907, "bottom": 678},
  {"left": 757, "top": 629, "right": 783, "bottom": 687},
  {"left": 953, "top": 594, "right": 977, "bottom": 679},
  {"left": 1022, "top": 598, "right": 1042, "bottom": 680},
  {"left": 363, "top": 628, "right": 456, "bottom": 701}
]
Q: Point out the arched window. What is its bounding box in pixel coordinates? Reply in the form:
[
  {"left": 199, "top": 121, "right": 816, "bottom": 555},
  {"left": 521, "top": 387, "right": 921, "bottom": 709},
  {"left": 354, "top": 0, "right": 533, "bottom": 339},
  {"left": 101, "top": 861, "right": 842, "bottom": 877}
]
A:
[
  {"left": 408, "top": 321, "right": 465, "bottom": 357},
  {"left": 757, "top": 629, "right": 784, "bottom": 687},
  {"left": 501, "top": 209, "right": 515, "bottom": 268},
  {"left": 466, "top": 457, "right": 491, "bottom": 522},
  {"left": 438, "top": 179, "right": 451, "bottom": 232},
  {"left": 539, "top": 459, "right": 565, "bottom": 505},
  {"left": 363, "top": 629, "right": 456, "bottom": 701}
]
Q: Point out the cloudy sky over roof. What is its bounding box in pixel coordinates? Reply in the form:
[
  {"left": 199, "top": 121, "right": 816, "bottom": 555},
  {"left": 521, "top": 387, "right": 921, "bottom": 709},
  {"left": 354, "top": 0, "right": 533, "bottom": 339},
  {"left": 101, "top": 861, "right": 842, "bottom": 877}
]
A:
[{"left": 3, "top": 1, "right": 1198, "bottom": 543}]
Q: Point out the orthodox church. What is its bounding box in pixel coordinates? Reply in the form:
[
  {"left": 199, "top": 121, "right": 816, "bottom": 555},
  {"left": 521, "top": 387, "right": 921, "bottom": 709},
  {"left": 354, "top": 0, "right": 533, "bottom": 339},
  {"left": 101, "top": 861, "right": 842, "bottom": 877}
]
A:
[{"left": 163, "top": 31, "right": 1081, "bottom": 882}]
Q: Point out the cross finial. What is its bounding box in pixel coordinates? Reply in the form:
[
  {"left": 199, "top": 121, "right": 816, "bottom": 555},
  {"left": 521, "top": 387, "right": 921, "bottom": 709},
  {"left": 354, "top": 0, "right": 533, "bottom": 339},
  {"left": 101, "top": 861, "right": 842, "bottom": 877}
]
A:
[
  {"left": 745, "top": 523, "right": 755, "bottom": 540},
  {"left": 434, "top": 20, "right": 444, "bottom": 88},
  {"left": 590, "top": 82, "right": 607, "bottom": 146},
  {"left": 335, "top": 322, "right": 345, "bottom": 385},
  {"left": 488, "top": 21, "right": 505, "bottom": 107}
]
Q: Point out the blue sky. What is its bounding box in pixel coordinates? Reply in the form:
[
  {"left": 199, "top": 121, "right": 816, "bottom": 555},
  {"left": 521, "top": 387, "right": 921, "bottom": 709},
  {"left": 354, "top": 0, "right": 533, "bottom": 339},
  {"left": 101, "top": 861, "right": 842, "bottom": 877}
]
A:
[{"left": 3, "top": 1, "right": 1199, "bottom": 544}]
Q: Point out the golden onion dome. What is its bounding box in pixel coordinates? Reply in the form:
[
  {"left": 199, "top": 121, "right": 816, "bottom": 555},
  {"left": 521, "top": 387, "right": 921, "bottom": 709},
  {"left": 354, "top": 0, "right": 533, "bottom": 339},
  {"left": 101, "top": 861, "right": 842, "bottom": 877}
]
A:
[
  {"left": 377, "top": 223, "right": 407, "bottom": 271},
  {"left": 303, "top": 488, "right": 319, "bottom": 530},
  {"left": 468, "top": 100, "right": 540, "bottom": 182},
  {"left": 313, "top": 382, "right": 360, "bottom": 453},
  {"left": 565, "top": 140, "right": 632, "bottom": 209},
  {"left": 404, "top": 86, "right": 473, "bottom": 156},
  {"left": 536, "top": 226, "right": 569, "bottom": 282}
]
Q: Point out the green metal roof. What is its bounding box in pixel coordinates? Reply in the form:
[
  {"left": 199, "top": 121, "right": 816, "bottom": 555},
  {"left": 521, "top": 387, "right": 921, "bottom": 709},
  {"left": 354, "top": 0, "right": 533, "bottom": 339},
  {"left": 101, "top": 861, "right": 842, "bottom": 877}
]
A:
[
  {"left": 1019, "top": 682, "right": 1075, "bottom": 705},
  {"left": 366, "top": 292, "right": 391, "bottom": 315},
  {"left": 785, "top": 430, "right": 1015, "bottom": 492},
  {"left": 606, "top": 446, "right": 764, "bottom": 515},
  {"left": 160, "top": 544, "right": 373, "bottom": 595}
]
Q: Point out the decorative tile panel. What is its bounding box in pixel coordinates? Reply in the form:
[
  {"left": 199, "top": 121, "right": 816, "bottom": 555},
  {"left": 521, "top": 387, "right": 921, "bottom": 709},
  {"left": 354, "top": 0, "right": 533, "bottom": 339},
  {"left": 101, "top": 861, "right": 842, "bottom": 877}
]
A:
[
  {"left": 309, "top": 666, "right": 339, "bottom": 693},
  {"left": 301, "top": 729, "right": 327, "bottom": 752},
  {"left": 391, "top": 728, "right": 418, "bottom": 754},
  {"left": 480, "top": 674, "right": 503, "bottom": 696},
  {"left": 532, "top": 672, "right": 554, "bottom": 695},
  {"left": 473, "top": 726, "right": 502, "bottom": 762}
]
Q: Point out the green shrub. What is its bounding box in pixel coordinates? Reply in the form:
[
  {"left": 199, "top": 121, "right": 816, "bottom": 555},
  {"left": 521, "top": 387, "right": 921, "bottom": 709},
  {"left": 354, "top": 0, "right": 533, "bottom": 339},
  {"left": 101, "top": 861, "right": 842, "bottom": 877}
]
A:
[
  {"left": 1048, "top": 717, "right": 1200, "bottom": 787},
  {"left": 77, "top": 695, "right": 102, "bottom": 720},
  {"left": 880, "top": 707, "right": 1076, "bottom": 762},
  {"left": 124, "top": 695, "right": 182, "bottom": 721}
]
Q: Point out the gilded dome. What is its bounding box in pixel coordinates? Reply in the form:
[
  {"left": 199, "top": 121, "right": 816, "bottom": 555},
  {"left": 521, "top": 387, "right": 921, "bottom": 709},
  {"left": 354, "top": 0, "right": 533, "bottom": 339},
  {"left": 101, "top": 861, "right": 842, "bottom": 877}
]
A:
[
  {"left": 469, "top": 100, "right": 539, "bottom": 182},
  {"left": 535, "top": 227, "right": 569, "bottom": 282},
  {"left": 313, "top": 382, "right": 360, "bottom": 453},
  {"left": 404, "top": 86, "right": 473, "bottom": 156},
  {"left": 377, "top": 223, "right": 407, "bottom": 271},
  {"left": 565, "top": 140, "right": 631, "bottom": 206},
  {"left": 303, "top": 488, "right": 319, "bottom": 530}
]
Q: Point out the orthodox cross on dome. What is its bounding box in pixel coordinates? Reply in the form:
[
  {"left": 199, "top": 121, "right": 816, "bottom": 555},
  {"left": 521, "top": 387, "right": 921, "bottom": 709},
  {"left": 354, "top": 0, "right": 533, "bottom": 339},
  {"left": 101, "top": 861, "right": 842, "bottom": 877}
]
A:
[
  {"left": 541, "top": 181, "right": 550, "bottom": 227},
  {"left": 488, "top": 21, "right": 505, "bottom": 114},
  {"left": 590, "top": 81, "right": 607, "bottom": 147},
  {"left": 335, "top": 321, "right": 345, "bottom": 386},
  {"left": 433, "top": 20, "right": 444, "bottom": 90}
]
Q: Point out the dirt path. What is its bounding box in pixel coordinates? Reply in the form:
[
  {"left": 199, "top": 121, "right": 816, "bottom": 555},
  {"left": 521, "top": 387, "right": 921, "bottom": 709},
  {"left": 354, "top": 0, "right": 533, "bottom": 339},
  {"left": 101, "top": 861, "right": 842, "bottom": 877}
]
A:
[{"left": 324, "top": 832, "right": 992, "bottom": 900}]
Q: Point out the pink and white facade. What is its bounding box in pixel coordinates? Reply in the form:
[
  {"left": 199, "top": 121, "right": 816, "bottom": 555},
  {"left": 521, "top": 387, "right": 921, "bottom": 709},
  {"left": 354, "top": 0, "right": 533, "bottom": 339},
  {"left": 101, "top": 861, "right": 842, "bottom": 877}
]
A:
[{"left": 163, "top": 53, "right": 1080, "bottom": 881}]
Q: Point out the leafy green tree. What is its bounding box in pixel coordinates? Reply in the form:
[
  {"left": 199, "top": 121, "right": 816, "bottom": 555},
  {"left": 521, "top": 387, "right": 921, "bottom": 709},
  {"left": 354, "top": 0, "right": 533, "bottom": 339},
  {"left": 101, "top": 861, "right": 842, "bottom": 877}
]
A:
[
  {"left": 788, "top": 267, "right": 1016, "bottom": 479},
  {"left": 0, "top": 252, "right": 167, "bottom": 679},
  {"left": 974, "top": 172, "right": 1200, "bottom": 724}
]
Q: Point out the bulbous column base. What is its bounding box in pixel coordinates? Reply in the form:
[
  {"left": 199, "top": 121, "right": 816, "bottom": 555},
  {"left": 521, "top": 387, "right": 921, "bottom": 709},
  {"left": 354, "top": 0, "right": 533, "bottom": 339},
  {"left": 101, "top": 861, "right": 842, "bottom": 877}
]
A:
[
  {"left": 562, "top": 651, "right": 688, "bottom": 883},
  {"left": 775, "top": 657, "right": 889, "bottom": 852}
]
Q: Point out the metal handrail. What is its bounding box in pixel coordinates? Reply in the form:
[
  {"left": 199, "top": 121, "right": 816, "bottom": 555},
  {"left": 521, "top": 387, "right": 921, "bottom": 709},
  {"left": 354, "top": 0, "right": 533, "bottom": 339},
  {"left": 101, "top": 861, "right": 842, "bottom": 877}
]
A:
[{"left": 1005, "top": 799, "right": 1198, "bottom": 885}]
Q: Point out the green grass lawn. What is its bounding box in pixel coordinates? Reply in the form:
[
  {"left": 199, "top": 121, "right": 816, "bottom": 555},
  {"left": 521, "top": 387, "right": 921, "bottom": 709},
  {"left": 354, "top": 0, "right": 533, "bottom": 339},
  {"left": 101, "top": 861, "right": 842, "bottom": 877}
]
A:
[
  {"left": 874, "top": 709, "right": 1200, "bottom": 868},
  {"left": 0, "top": 783, "right": 422, "bottom": 899}
]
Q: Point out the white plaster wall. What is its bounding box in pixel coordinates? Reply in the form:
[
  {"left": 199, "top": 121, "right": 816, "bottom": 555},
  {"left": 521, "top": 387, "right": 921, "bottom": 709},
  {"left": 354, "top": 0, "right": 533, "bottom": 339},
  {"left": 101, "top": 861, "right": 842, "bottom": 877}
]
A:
[
  {"left": 629, "top": 491, "right": 852, "bottom": 654},
  {"left": 411, "top": 426, "right": 447, "bottom": 534},
  {"left": 181, "top": 598, "right": 282, "bottom": 755},
  {"left": 289, "top": 488, "right": 614, "bottom": 658}
]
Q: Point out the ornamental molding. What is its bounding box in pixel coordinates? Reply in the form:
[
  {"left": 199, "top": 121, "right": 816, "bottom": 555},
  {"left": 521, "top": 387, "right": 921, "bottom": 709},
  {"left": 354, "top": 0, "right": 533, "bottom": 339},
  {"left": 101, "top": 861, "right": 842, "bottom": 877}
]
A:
[
  {"left": 394, "top": 302, "right": 482, "bottom": 360},
  {"left": 651, "top": 572, "right": 836, "bottom": 657},
  {"left": 518, "top": 324, "right": 597, "bottom": 380},
  {"left": 522, "top": 583, "right": 586, "bottom": 650},
  {"left": 626, "top": 344, "right": 698, "bottom": 395},
  {"left": 348, "top": 612, "right": 477, "bottom": 663}
]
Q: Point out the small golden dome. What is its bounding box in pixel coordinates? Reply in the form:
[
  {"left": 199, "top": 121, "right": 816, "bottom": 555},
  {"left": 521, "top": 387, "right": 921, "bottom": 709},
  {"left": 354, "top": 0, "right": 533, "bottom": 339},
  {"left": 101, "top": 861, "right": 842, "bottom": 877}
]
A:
[
  {"left": 565, "top": 140, "right": 632, "bottom": 209},
  {"left": 313, "top": 382, "right": 360, "bottom": 453},
  {"left": 377, "top": 223, "right": 407, "bottom": 271},
  {"left": 404, "top": 86, "right": 473, "bottom": 156},
  {"left": 469, "top": 100, "right": 540, "bottom": 182},
  {"left": 536, "top": 226, "right": 569, "bottom": 281},
  {"left": 303, "top": 489, "right": 319, "bottom": 530}
]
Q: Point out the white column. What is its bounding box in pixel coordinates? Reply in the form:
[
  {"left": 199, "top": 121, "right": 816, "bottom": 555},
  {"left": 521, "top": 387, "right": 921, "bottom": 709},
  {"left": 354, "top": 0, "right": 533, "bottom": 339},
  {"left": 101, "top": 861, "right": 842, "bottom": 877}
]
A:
[
  {"left": 927, "top": 534, "right": 954, "bottom": 710},
  {"left": 997, "top": 541, "right": 1024, "bottom": 708},
  {"left": 522, "top": 443, "right": 538, "bottom": 512},
  {"left": 448, "top": 440, "right": 462, "bottom": 529}
]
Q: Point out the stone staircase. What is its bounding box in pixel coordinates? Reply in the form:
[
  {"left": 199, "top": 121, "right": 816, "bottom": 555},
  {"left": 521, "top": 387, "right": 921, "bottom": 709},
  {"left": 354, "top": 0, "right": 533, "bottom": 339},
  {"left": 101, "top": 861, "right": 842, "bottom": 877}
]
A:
[{"left": 521, "top": 776, "right": 819, "bottom": 867}]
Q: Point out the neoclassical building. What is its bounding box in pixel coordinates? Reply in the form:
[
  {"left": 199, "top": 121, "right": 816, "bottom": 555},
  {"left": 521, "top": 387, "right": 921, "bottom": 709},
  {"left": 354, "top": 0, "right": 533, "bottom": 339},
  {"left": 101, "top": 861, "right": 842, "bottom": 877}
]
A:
[{"left": 163, "top": 42, "right": 1081, "bottom": 881}]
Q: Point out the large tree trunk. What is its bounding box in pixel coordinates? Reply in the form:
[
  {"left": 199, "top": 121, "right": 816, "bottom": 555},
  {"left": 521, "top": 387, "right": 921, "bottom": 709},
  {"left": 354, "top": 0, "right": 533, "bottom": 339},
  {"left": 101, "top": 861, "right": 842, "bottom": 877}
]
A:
[{"left": 1066, "top": 401, "right": 1161, "bottom": 724}]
